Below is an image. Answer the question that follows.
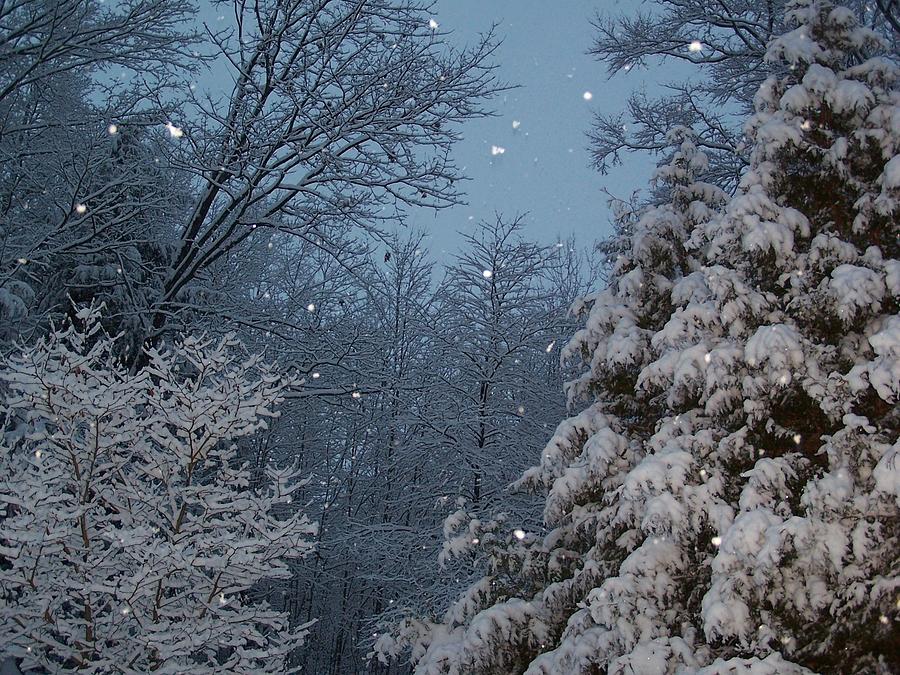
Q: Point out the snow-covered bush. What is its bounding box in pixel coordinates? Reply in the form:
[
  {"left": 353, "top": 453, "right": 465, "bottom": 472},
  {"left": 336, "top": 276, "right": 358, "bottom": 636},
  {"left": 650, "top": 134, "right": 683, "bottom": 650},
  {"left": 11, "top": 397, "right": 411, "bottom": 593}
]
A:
[
  {"left": 0, "top": 307, "right": 316, "bottom": 673},
  {"left": 383, "top": 1, "right": 899, "bottom": 672}
]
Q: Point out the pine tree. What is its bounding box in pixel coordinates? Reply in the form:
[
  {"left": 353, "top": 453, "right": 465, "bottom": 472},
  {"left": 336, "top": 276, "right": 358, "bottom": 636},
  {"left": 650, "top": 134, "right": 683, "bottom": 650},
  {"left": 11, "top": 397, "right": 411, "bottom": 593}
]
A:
[
  {"left": 383, "top": 1, "right": 899, "bottom": 672},
  {"left": 0, "top": 307, "right": 316, "bottom": 672}
]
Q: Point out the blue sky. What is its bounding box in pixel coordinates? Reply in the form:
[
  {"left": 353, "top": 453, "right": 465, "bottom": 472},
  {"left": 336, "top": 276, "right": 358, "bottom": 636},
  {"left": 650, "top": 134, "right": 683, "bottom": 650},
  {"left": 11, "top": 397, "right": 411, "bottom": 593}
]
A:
[
  {"left": 421, "top": 0, "right": 658, "bottom": 256},
  {"left": 194, "top": 0, "right": 663, "bottom": 258}
]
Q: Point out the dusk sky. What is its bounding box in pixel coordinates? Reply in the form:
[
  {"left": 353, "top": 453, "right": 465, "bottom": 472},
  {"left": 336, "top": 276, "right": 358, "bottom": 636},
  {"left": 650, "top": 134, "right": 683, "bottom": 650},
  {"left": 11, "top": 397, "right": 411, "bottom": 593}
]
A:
[
  {"left": 423, "top": 0, "right": 659, "bottom": 256},
  {"left": 196, "top": 0, "right": 665, "bottom": 258}
]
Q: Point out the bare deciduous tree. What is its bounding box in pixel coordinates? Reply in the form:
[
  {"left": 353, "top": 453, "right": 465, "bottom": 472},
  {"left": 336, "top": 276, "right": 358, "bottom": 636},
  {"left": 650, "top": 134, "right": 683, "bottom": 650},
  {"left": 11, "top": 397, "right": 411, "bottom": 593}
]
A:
[
  {"left": 0, "top": 0, "right": 195, "bottom": 118},
  {"left": 146, "top": 0, "right": 502, "bottom": 346}
]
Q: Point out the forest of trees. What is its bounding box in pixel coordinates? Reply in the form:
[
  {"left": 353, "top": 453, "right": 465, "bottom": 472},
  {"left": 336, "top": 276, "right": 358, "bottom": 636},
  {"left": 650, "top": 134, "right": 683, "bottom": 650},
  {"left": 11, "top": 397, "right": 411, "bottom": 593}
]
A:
[{"left": 0, "top": 0, "right": 897, "bottom": 673}]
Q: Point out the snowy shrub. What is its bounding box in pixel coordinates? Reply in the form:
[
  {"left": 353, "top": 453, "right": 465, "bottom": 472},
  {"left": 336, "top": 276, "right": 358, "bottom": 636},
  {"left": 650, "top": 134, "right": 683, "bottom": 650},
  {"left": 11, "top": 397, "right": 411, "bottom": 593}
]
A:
[{"left": 0, "top": 307, "right": 316, "bottom": 673}]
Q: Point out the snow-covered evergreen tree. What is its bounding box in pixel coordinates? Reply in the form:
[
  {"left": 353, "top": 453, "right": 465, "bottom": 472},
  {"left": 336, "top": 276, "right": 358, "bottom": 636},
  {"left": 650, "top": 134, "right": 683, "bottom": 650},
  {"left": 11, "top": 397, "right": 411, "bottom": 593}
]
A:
[
  {"left": 0, "top": 307, "right": 316, "bottom": 672},
  {"left": 381, "top": 1, "right": 899, "bottom": 672}
]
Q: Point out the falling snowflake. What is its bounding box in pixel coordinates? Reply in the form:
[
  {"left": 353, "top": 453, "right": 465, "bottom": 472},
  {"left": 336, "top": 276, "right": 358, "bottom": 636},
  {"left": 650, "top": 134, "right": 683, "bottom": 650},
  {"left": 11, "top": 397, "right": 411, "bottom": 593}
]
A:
[
  {"left": 490, "top": 145, "right": 506, "bottom": 156},
  {"left": 582, "top": 91, "right": 593, "bottom": 101},
  {"left": 428, "top": 18, "right": 439, "bottom": 29},
  {"left": 165, "top": 122, "right": 183, "bottom": 138},
  {"left": 75, "top": 203, "right": 87, "bottom": 214},
  {"left": 513, "top": 529, "right": 526, "bottom": 540},
  {"left": 482, "top": 269, "right": 493, "bottom": 279},
  {"left": 107, "top": 124, "right": 118, "bottom": 135},
  {"left": 688, "top": 40, "right": 703, "bottom": 53},
  {"left": 512, "top": 120, "right": 521, "bottom": 129}
]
